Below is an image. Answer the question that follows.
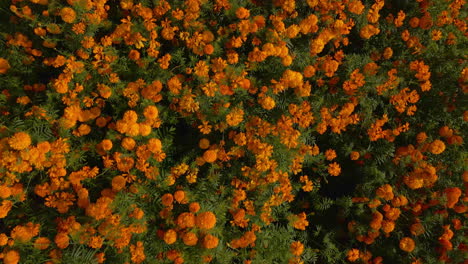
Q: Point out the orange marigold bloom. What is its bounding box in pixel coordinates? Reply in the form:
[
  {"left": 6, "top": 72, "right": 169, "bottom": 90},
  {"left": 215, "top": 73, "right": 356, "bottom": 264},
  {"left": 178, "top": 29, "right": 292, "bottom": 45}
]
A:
[
  {"left": 34, "top": 237, "right": 51, "bottom": 250},
  {"left": 164, "top": 229, "right": 177, "bottom": 244},
  {"left": 3, "top": 250, "right": 20, "bottom": 264},
  {"left": 88, "top": 236, "right": 103, "bottom": 249},
  {"left": 0, "top": 233, "right": 8, "bottom": 246},
  {"left": 399, "top": 237, "right": 415, "bottom": 252},
  {"left": 161, "top": 193, "right": 174, "bottom": 206},
  {"left": 196, "top": 212, "right": 217, "bottom": 230},
  {"left": 144, "top": 105, "right": 159, "bottom": 120},
  {"left": 112, "top": 175, "right": 126, "bottom": 191},
  {"left": 360, "top": 24, "right": 380, "bottom": 39},
  {"left": 290, "top": 241, "right": 304, "bottom": 256},
  {"left": 60, "top": 7, "right": 76, "bottom": 23},
  {"left": 0, "top": 58, "right": 11, "bottom": 74},
  {"left": 203, "top": 150, "right": 217, "bottom": 163},
  {"left": 328, "top": 162, "right": 341, "bottom": 176},
  {"left": 236, "top": 7, "right": 250, "bottom": 19},
  {"left": 444, "top": 187, "right": 462, "bottom": 208},
  {"left": 189, "top": 202, "right": 200, "bottom": 213},
  {"left": 174, "top": 190, "right": 186, "bottom": 203},
  {"left": 348, "top": 0, "right": 364, "bottom": 14},
  {"left": 429, "top": 139, "right": 446, "bottom": 154},
  {"left": 226, "top": 108, "right": 244, "bottom": 126},
  {"left": 121, "top": 137, "right": 136, "bottom": 151},
  {"left": 182, "top": 232, "right": 198, "bottom": 246},
  {"left": 347, "top": 249, "right": 360, "bottom": 262},
  {"left": 55, "top": 232, "right": 69, "bottom": 249},
  {"left": 8, "top": 132, "right": 31, "bottom": 150},
  {"left": 101, "top": 139, "right": 113, "bottom": 151},
  {"left": 325, "top": 149, "right": 337, "bottom": 161},
  {"left": 376, "top": 184, "right": 394, "bottom": 201},
  {"left": 202, "top": 234, "right": 219, "bottom": 249},
  {"left": 199, "top": 138, "right": 210, "bottom": 149},
  {"left": 350, "top": 151, "right": 360, "bottom": 160},
  {"left": 177, "top": 212, "right": 196, "bottom": 229}
]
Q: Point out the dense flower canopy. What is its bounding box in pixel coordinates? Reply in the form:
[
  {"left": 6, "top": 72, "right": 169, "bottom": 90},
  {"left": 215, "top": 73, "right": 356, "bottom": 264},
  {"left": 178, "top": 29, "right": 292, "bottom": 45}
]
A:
[{"left": 0, "top": 0, "right": 466, "bottom": 264}]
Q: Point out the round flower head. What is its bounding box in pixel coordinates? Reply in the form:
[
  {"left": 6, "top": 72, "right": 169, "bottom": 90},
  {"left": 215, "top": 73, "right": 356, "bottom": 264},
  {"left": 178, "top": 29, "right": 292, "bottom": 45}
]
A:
[
  {"left": 196, "top": 211, "right": 216, "bottom": 229},
  {"left": 60, "top": 7, "right": 76, "bottom": 23},
  {"left": 3, "top": 250, "right": 20, "bottom": 264},
  {"left": 399, "top": 237, "right": 415, "bottom": 252},
  {"left": 8, "top": 132, "right": 32, "bottom": 150},
  {"left": 203, "top": 150, "right": 217, "bottom": 163},
  {"left": 202, "top": 234, "right": 219, "bottom": 249},
  {"left": 164, "top": 229, "right": 177, "bottom": 244},
  {"left": 0, "top": 58, "right": 10, "bottom": 74}
]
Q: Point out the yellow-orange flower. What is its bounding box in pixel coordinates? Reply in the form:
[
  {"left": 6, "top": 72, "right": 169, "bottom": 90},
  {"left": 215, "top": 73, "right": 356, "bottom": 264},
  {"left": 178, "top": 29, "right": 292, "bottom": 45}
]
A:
[
  {"left": 182, "top": 232, "right": 198, "bottom": 246},
  {"left": 347, "top": 248, "right": 360, "bottom": 262},
  {"left": 34, "top": 237, "right": 51, "bottom": 250},
  {"left": 0, "top": 58, "right": 11, "bottom": 74},
  {"left": 290, "top": 241, "right": 304, "bottom": 256},
  {"left": 236, "top": 7, "right": 250, "bottom": 19},
  {"left": 174, "top": 190, "right": 186, "bottom": 203},
  {"left": 164, "top": 229, "right": 177, "bottom": 244},
  {"left": 328, "top": 162, "right": 341, "bottom": 176},
  {"left": 429, "top": 139, "right": 446, "bottom": 154},
  {"left": 112, "top": 175, "right": 126, "bottom": 191},
  {"left": 3, "top": 250, "right": 20, "bottom": 264},
  {"left": 199, "top": 138, "right": 210, "bottom": 149},
  {"left": 196, "top": 211, "right": 216, "bottom": 230},
  {"left": 161, "top": 193, "right": 174, "bottom": 206},
  {"left": 399, "top": 237, "right": 415, "bottom": 252},
  {"left": 203, "top": 150, "right": 217, "bottom": 163},
  {"left": 55, "top": 232, "right": 70, "bottom": 249},
  {"left": 177, "top": 212, "right": 196, "bottom": 229},
  {"left": 60, "top": 7, "right": 76, "bottom": 23},
  {"left": 8, "top": 132, "right": 32, "bottom": 150},
  {"left": 202, "top": 234, "right": 219, "bottom": 249},
  {"left": 350, "top": 151, "right": 360, "bottom": 160}
]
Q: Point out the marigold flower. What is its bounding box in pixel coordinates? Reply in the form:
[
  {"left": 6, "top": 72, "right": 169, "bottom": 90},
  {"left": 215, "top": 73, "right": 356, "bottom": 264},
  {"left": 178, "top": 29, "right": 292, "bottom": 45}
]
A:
[
  {"left": 236, "top": 7, "right": 250, "bottom": 19},
  {"left": 444, "top": 187, "right": 462, "bottom": 208},
  {"left": 182, "top": 232, "right": 198, "bottom": 246},
  {"left": 259, "top": 96, "right": 276, "bottom": 110},
  {"left": 177, "top": 212, "right": 196, "bottom": 229},
  {"left": 0, "top": 233, "right": 8, "bottom": 246},
  {"left": 143, "top": 105, "right": 159, "bottom": 120},
  {"left": 189, "top": 202, "right": 200, "bottom": 213},
  {"left": 112, "top": 175, "right": 126, "bottom": 191},
  {"left": 164, "top": 229, "right": 177, "bottom": 244},
  {"left": 174, "top": 190, "right": 186, "bottom": 203},
  {"left": 202, "top": 234, "right": 219, "bottom": 249},
  {"left": 203, "top": 150, "right": 217, "bottom": 163},
  {"left": 8, "top": 132, "right": 31, "bottom": 150},
  {"left": 325, "top": 149, "right": 337, "bottom": 161},
  {"left": 161, "top": 193, "right": 174, "bottom": 206},
  {"left": 328, "top": 162, "right": 341, "bottom": 176},
  {"left": 399, "top": 237, "right": 415, "bottom": 252},
  {"left": 60, "top": 7, "right": 76, "bottom": 23},
  {"left": 199, "top": 138, "right": 210, "bottom": 149},
  {"left": 429, "top": 139, "right": 446, "bottom": 154},
  {"left": 347, "top": 249, "right": 360, "bottom": 262},
  {"left": 54, "top": 232, "right": 69, "bottom": 249},
  {"left": 350, "top": 151, "right": 360, "bottom": 160},
  {"left": 348, "top": 0, "right": 364, "bottom": 14},
  {"left": 3, "top": 250, "right": 20, "bottom": 264},
  {"left": 121, "top": 137, "right": 136, "bottom": 151},
  {"left": 290, "top": 241, "right": 304, "bottom": 256},
  {"left": 196, "top": 211, "right": 217, "bottom": 229},
  {"left": 0, "top": 58, "right": 11, "bottom": 74}
]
